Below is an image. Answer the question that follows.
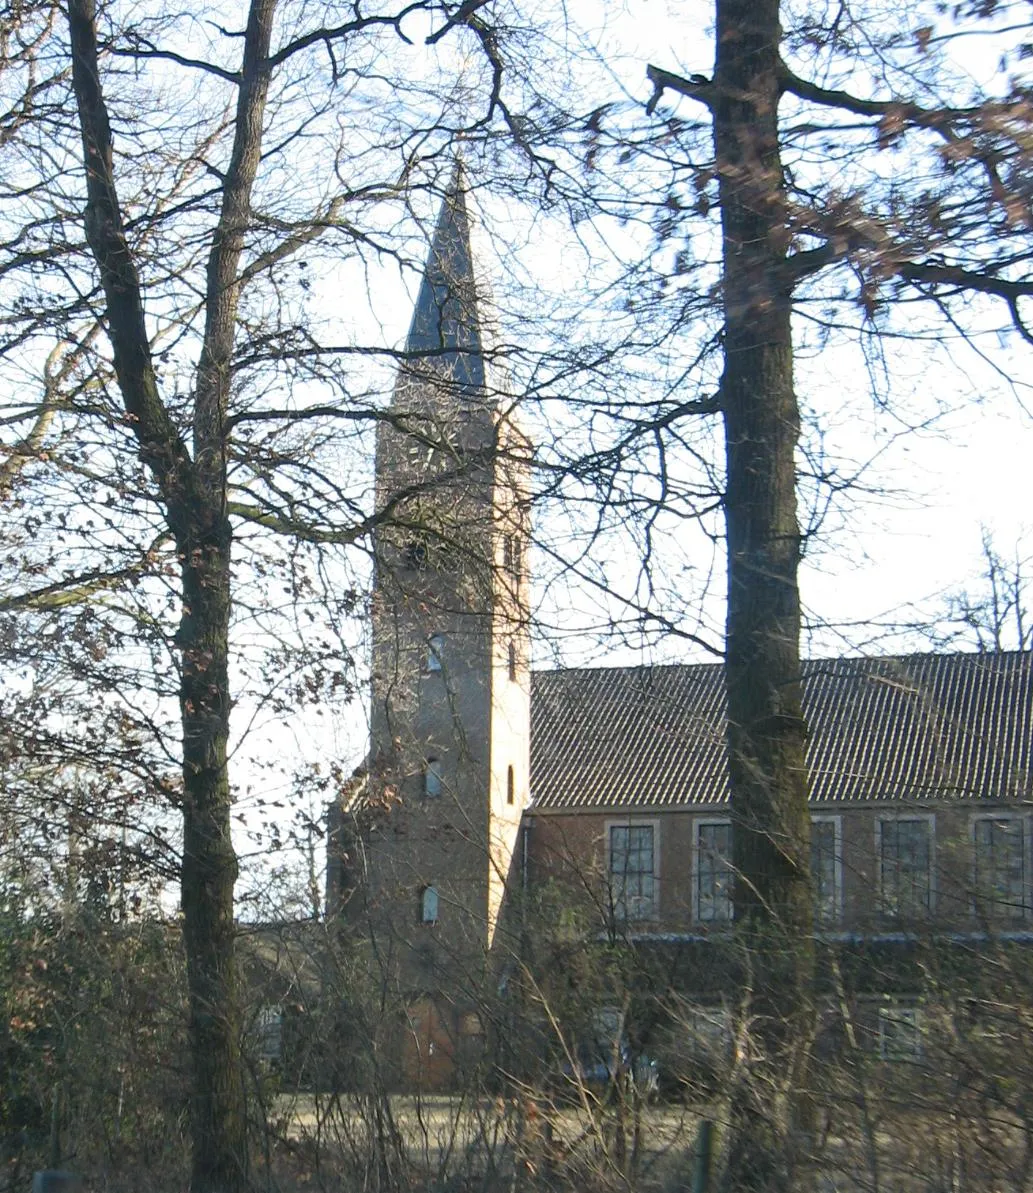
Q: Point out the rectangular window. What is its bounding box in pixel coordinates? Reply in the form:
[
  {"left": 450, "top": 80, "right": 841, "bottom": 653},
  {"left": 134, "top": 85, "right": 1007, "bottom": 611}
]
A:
[
  {"left": 878, "top": 1004, "right": 922, "bottom": 1060},
  {"left": 609, "top": 823, "right": 656, "bottom": 920},
  {"left": 695, "top": 820, "right": 733, "bottom": 923},
  {"left": 973, "top": 816, "right": 1027, "bottom": 918},
  {"left": 879, "top": 817, "right": 933, "bottom": 918},
  {"left": 811, "top": 817, "right": 842, "bottom": 924},
  {"left": 254, "top": 1005, "right": 283, "bottom": 1061}
]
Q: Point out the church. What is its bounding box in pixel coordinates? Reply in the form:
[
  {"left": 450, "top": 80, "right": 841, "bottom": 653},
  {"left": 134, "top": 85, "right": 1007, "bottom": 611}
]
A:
[{"left": 326, "top": 168, "right": 1033, "bottom": 1089}]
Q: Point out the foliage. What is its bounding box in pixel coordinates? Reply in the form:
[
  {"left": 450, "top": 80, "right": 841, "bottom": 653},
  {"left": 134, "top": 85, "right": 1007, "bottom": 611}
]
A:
[{"left": 0, "top": 899, "right": 190, "bottom": 1193}]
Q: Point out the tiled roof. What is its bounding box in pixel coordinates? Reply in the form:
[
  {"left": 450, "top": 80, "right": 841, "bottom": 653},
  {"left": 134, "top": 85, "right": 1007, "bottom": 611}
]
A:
[{"left": 529, "top": 652, "right": 1033, "bottom": 810}]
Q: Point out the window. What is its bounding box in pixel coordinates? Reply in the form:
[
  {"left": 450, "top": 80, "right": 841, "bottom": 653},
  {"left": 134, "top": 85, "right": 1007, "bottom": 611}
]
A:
[
  {"left": 685, "top": 1005, "right": 732, "bottom": 1061},
  {"left": 420, "top": 885, "right": 439, "bottom": 924},
  {"left": 503, "top": 533, "right": 522, "bottom": 580},
  {"left": 254, "top": 1005, "right": 283, "bottom": 1062},
  {"left": 405, "top": 538, "right": 428, "bottom": 569},
  {"left": 609, "top": 823, "right": 656, "bottom": 920},
  {"left": 424, "top": 758, "right": 443, "bottom": 798},
  {"left": 695, "top": 820, "right": 733, "bottom": 923},
  {"left": 508, "top": 640, "right": 517, "bottom": 682},
  {"left": 425, "top": 634, "right": 443, "bottom": 672},
  {"left": 878, "top": 1004, "right": 922, "bottom": 1060},
  {"left": 973, "top": 815, "right": 1027, "bottom": 918},
  {"left": 878, "top": 817, "right": 933, "bottom": 917},
  {"left": 811, "top": 816, "right": 842, "bottom": 923},
  {"left": 507, "top": 764, "right": 515, "bottom": 806}
]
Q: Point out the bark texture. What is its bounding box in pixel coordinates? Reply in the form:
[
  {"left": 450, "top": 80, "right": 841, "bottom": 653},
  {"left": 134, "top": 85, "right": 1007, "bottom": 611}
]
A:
[{"left": 714, "top": 0, "right": 814, "bottom": 1189}]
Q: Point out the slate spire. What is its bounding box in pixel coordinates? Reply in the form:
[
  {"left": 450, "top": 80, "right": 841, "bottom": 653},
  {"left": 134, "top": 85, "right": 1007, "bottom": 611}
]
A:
[{"left": 404, "top": 162, "right": 487, "bottom": 392}]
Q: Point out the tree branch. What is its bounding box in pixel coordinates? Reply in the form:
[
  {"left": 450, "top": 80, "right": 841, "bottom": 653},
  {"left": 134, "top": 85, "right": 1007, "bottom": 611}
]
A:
[
  {"left": 0, "top": 556, "right": 164, "bottom": 613},
  {"left": 192, "top": 0, "right": 276, "bottom": 483},
  {"left": 66, "top": 0, "right": 193, "bottom": 509},
  {"left": 237, "top": 196, "right": 345, "bottom": 287},
  {"left": 111, "top": 42, "right": 240, "bottom": 84},
  {"left": 645, "top": 64, "right": 713, "bottom": 115},
  {"left": 268, "top": 8, "right": 421, "bottom": 66},
  {"left": 426, "top": 0, "right": 491, "bottom": 45},
  {"left": 227, "top": 501, "right": 369, "bottom": 544},
  {"left": 897, "top": 259, "right": 1033, "bottom": 343},
  {"left": 778, "top": 63, "right": 984, "bottom": 126},
  {"left": 897, "top": 259, "right": 1033, "bottom": 301}
]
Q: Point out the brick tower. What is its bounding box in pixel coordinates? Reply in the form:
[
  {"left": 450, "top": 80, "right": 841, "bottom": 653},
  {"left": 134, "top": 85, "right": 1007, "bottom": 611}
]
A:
[{"left": 332, "top": 166, "right": 531, "bottom": 1084}]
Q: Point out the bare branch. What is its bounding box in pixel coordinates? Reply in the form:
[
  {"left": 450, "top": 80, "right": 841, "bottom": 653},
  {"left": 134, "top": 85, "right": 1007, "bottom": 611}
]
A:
[
  {"left": 426, "top": 0, "right": 491, "bottom": 45},
  {"left": 779, "top": 64, "right": 984, "bottom": 126},
  {"left": 66, "top": 0, "right": 193, "bottom": 503},
  {"left": 645, "top": 64, "right": 713, "bottom": 115},
  {"left": 111, "top": 42, "right": 240, "bottom": 84}
]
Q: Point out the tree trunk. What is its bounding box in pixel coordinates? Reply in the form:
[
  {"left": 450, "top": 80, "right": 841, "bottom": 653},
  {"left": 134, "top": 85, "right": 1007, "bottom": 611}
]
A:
[
  {"left": 65, "top": 0, "right": 263, "bottom": 1186},
  {"left": 179, "top": 516, "right": 247, "bottom": 1193},
  {"left": 714, "top": 0, "right": 814, "bottom": 1189}
]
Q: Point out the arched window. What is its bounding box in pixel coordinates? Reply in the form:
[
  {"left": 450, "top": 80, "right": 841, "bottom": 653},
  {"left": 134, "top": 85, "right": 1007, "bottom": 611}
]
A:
[
  {"left": 420, "top": 885, "right": 439, "bottom": 924},
  {"left": 426, "top": 634, "right": 443, "bottom": 672},
  {"left": 424, "top": 758, "right": 443, "bottom": 798},
  {"left": 507, "top": 765, "right": 515, "bottom": 806},
  {"left": 508, "top": 640, "right": 517, "bottom": 682}
]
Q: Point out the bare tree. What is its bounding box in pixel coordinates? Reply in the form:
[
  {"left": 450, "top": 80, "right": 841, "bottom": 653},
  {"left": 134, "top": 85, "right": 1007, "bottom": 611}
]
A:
[
  {"left": 944, "top": 528, "right": 1032, "bottom": 653},
  {"left": 632, "top": 3, "right": 1033, "bottom": 1189},
  {"left": 0, "top": 1, "right": 559, "bottom": 1187}
]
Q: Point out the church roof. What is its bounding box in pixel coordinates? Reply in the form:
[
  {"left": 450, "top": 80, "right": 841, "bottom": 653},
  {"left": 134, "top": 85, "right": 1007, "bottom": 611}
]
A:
[
  {"left": 404, "top": 163, "right": 488, "bottom": 391},
  {"left": 529, "top": 651, "right": 1033, "bottom": 810}
]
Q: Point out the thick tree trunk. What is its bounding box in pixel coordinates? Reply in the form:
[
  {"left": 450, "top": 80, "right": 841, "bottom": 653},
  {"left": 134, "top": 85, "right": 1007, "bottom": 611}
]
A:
[
  {"left": 65, "top": 0, "right": 269, "bottom": 1187},
  {"left": 714, "top": 1, "right": 814, "bottom": 1189},
  {"left": 179, "top": 517, "right": 247, "bottom": 1193}
]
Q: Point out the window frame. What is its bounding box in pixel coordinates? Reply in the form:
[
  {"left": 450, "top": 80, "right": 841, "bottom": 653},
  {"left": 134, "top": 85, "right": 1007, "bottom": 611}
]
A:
[
  {"left": 971, "top": 811, "right": 1030, "bottom": 920},
  {"left": 605, "top": 819, "right": 659, "bottom": 921},
  {"left": 810, "top": 814, "right": 843, "bottom": 924},
  {"left": 693, "top": 817, "right": 734, "bottom": 924},
  {"left": 876, "top": 813, "right": 936, "bottom": 919}
]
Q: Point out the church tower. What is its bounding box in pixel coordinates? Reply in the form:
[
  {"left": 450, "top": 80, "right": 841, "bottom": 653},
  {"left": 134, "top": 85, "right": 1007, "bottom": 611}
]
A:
[{"left": 336, "top": 166, "right": 531, "bottom": 1045}]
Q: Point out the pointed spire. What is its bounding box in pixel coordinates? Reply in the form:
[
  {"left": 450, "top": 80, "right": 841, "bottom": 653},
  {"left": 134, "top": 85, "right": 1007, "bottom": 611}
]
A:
[{"left": 404, "top": 161, "right": 487, "bottom": 391}]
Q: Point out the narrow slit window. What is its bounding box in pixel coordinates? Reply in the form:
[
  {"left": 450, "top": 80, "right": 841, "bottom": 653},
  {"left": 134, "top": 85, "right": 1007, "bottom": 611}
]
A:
[
  {"left": 426, "top": 634, "right": 443, "bottom": 672},
  {"left": 508, "top": 640, "right": 517, "bottom": 681},
  {"left": 425, "top": 758, "right": 443, "bottom": 798},
  {"left": 420, "top": 885, "right": 439, "bottom": 924},
  {"left": 507, "top": 765, "right": 515, "bottom": 806},
  {"left": 503, "top": 534, "right": 523, "bottom": 581}
]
